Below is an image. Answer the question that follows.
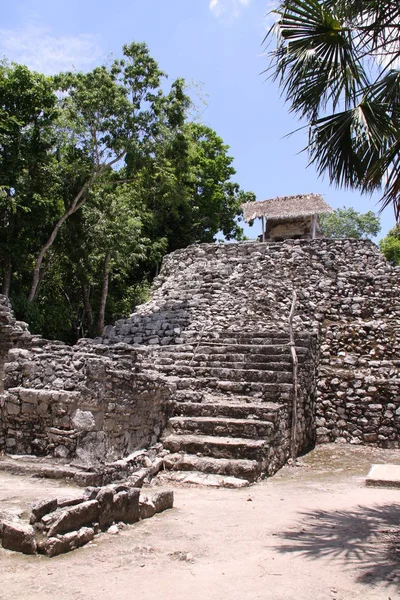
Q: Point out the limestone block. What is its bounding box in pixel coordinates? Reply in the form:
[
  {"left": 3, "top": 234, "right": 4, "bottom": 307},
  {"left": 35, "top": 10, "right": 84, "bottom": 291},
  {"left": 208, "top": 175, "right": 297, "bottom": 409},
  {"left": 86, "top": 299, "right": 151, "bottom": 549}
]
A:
[
  {"left": 113, "top": 488, "right": 140, "bottom": 524},
  {"left": 30, "top": 498, "right": 58, "bottom": 524},
  {"left": 48, "top": 500, "right": 99, "bottom": 537},
  {"left": 6, "top": 402, "right": 20, "bottom": 415},
  {"left": 152, "top": 490, "right": 174, "bottom": 513},
  {"left": 2, "top": 522, "right": 37, "bottom": 555},
  {"left": 72, "top": 409, "right": 97, "bottom": 431},
  {"left": 40, "top": 527, "right": 94, "bottom": 557},
  {"left": 139, "top": 496, "right": 156, "bottom": 519},
  {"left": 97, "top": 488, "right": 115, "bottom": 530},
  {"left": 125, "top": 488, "right": 140, "bottom": 523}
]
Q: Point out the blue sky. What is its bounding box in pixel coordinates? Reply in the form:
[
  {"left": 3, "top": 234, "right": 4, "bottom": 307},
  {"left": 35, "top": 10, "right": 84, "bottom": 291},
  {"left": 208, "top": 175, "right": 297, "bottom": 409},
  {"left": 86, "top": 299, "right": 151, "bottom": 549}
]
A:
[{"left": 1, "top": 0, "right": 395, "bottom": 240}]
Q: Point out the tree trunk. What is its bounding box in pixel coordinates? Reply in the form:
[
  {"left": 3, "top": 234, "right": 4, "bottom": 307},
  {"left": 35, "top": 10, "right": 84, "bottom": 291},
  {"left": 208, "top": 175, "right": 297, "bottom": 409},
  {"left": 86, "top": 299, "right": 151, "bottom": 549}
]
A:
[
  {"left": 28, "top": 188, "right": 89, "bottom": 302},
  {"left": 2, "top": 256, "right": 12, "bottom": 297},
  {"left": 81, "top": 280, "right": 94, "bottom": 338},
  {"left": 27, "top": 153, "right": 124, "bottom": 303},
  {"left": 97, "top": 251, "right": 111, "bottom": 336}
]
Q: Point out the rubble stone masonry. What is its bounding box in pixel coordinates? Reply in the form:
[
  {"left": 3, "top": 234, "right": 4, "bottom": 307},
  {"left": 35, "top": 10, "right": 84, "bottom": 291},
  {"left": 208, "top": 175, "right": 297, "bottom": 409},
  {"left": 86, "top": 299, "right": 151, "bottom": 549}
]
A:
[{"left": 1, "top": 238, "right": 399, "bottom": 462}]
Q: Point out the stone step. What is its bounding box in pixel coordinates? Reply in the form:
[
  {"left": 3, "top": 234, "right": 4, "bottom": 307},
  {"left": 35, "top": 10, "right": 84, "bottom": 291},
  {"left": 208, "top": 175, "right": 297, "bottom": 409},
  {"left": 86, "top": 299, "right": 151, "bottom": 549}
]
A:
[
  {"left": 156, "top": 470, "right": 250, "bottom": 488},
  {"left": 173, "top": 378, "right": 293, "bottom": 399},
  {"left": 163, "top": 453, "right": 261, "bottom": 482},
  {"left": 181, "top": 328, "right": 311, "bottom": 339},
  {"left": 154, "top": 365, "right": 293, "bottom": 383},
  {"left": 163, "top": 433, "right": 267, "bottom": 461},
  {"left": 180, "top": 335, "right": 310, "bottom": 348},
  {"left": 209, "top": 331, "right": 310, "bottom": 342},
  {"left": 151, "top": 350, "right": 292, "bottom": 363},
  {"left": 153, "top": 344, "right": 309, "bottom": 357},
  {"left": 153, "top": 358, "right": 294, "bottom": 372},
  {"left": 175, "top": 400, "right": 284, "bottom": 422},
  {"left": 168, "top": 416, "right": 275, "bottom": 439}
]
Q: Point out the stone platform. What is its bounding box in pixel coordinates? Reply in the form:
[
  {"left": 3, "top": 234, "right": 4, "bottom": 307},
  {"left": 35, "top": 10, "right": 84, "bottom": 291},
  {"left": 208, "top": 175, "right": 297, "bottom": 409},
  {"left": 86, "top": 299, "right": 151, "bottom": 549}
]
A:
[{"left": 366, "top": 464, "right": 400, "bottom": 488}]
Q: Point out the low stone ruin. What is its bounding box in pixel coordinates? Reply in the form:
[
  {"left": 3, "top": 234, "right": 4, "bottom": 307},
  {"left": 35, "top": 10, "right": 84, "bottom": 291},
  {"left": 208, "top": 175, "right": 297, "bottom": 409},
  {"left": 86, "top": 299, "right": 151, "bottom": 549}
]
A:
[
  {"left": 0, "top": 238, "right": 400, "bottom": 493},
  {"left": 0, "top": 485, "right": 173, "bottom": 557}
]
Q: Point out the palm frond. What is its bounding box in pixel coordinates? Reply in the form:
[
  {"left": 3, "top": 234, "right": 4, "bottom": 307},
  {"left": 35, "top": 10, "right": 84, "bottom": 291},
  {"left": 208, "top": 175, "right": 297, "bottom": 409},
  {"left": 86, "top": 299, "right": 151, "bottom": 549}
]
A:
[
  {"left": 266, "top": 0, "right": 400, "bottom": 214},
  {"left": 266, "top": 0, "right": 368, "bottom": 119},
  {"left": 309, "top": 101, "right": 396, "bottom": 188}
]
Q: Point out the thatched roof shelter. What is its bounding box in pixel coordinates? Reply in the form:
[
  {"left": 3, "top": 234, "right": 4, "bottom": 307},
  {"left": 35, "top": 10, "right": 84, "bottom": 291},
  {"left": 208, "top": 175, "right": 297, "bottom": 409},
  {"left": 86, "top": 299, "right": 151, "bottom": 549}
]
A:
[
  {"left": 242, "top": 194, "right": 333, "bottom": 241},
  {"left": 242, "top": 193, "right": 332, "bottom": 223}
]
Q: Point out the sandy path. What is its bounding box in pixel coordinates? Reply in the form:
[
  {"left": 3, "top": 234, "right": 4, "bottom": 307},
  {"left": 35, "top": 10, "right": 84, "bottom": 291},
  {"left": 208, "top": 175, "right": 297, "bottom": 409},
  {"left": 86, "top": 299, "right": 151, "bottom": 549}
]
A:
[{"left": 1, "top": 445, "right": 400, "bottom": 600}]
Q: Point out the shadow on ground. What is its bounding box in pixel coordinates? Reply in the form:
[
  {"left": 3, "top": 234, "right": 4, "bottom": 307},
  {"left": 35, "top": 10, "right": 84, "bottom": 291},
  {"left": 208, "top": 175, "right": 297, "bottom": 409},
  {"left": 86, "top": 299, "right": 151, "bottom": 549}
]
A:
[{"left": 274, "top": 503, "right": 400, "bottom": 586}]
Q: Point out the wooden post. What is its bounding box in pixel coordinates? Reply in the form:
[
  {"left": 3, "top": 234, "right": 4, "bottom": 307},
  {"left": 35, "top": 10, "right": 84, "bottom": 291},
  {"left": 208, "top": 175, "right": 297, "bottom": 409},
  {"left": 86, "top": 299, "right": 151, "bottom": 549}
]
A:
[
  {"left": 288, "top": 290, "right": 298, "bottom": 459},
  {"left": 311, "top": 215, "right": 317, "bottom": 239},
  {"left": 261, "top": 216, "right": 265, "bottom": 242}
]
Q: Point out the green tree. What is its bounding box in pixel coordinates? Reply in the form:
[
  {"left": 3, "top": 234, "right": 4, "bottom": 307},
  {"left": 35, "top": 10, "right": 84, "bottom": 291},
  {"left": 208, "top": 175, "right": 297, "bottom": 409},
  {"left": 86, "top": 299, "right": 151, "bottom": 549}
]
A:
[
  {"left": 380, "top": 226, "right": 400, "bottom": 265},
  {"left": 136, "top": 122, "right": 254, "bottom": 251},
  {"left": 1, "top": 49, "right": 254, "bottom": 342},
  {"left": 0, "top": 61, "right": 60, "bottom": 296},
  {"left": 320, "top": 207, "right": 381, "bottom": 239},
  {"left": 265, "top": 0, "right": 400, "bottom": 218},
  {"left": 28, "top": 41, "right": 190, "bottom": 301}
]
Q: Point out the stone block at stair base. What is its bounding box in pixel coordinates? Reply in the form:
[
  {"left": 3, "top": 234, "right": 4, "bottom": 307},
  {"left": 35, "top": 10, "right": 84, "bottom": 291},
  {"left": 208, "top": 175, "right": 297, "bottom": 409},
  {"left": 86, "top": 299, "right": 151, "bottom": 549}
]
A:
[
  {"left": 39, "top": 527, "right": 94, "bottom": 557},
  {"left": 2, "top": 522, "right": 37, "bottom": 554},
  {"left": 48, "top": 500, "right": 99, "bottom": 537}
]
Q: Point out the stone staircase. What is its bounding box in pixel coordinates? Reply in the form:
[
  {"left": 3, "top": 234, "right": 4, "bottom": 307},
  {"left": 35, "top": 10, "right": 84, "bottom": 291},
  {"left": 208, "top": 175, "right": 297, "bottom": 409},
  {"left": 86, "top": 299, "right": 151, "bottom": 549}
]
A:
[{"left": 141, "top": 330, "right": 315, "bottom": 487}]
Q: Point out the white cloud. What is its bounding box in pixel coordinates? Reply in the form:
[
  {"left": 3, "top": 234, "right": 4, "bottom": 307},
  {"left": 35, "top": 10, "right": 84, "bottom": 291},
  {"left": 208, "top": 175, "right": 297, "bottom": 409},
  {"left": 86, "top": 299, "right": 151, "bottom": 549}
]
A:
[
  {"left": 0, "top": 25, "right": 102, "bottom": 74},
  {"left": 209, "top": 0, "right": 252, "bottom": 20}
]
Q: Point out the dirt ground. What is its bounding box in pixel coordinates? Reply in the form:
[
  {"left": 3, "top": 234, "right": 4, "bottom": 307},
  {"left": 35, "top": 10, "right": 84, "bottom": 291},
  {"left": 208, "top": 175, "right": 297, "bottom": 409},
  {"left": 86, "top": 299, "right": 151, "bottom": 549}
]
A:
[{"left": 1, "top": 444, "right": 400, "bottom": 600}]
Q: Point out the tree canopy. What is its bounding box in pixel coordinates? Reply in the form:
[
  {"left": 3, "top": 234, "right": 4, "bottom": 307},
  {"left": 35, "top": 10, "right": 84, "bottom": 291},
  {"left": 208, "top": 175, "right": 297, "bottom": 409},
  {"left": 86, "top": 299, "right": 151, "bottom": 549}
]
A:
[
  {"left": 380, "top": 226, "right": 400, "bottom": 265},
  {"left": 265, "top": 0, "right": 400, "bottom": 219},
  {"left": 0, "top": 43, "right": 251, "bottom": 341},
  {"left": 320, "top": 207, "right": 381, "bottom": 239}
]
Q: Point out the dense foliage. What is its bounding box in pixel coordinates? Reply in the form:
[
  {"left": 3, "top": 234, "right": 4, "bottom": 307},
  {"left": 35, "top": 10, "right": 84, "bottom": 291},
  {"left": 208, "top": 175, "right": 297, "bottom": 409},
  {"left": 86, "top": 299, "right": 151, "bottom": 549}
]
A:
[
  {"left": 0, "top": 44, "right": 252, "bottom": 342},
  {"left": 380, "top": 226, "right": 400, "bottom": 265},
  {"left": 320, "top": 207, "right": 381, "bottom": 240},
  {"left": 265, "top": 0, "right": 400, "bottom": 218}
]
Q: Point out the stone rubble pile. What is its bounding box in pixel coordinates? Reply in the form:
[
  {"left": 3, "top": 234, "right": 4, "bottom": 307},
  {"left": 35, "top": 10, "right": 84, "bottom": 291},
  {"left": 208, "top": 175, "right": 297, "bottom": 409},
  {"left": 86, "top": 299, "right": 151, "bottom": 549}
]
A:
[
  {"left": 0, "top": 485, "right": 173, "bottom": 557},
  {"left": 0, "top": 443, "right": 169, "bottom": 487}
]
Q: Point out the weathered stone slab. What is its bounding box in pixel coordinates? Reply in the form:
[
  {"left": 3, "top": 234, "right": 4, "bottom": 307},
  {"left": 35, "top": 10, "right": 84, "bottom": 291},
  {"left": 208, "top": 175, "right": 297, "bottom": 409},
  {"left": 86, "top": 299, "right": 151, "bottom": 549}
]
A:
[
  {"left": 97, "top": 488, "right": 114, "bottom": 530},
  {"left": 57, "top": 495, "right": 87, "bottom": 509},
  {"left": 2, "top": 522, "right": 37, "bottom": 554},
  {"left": 40, "top": 527, "right": 94, "bottom": 557},
  {"left": 30, "top": 498, "right": 58, "bottom": 524},
  {"left": 139, "top": 496, "right": 156, "bottom": 520},
  {"left": 152, "top": 490, "right": 174, "bottom": 513},
  {"left": 48, "top": 500, "right": 99, "bottom": 537}
]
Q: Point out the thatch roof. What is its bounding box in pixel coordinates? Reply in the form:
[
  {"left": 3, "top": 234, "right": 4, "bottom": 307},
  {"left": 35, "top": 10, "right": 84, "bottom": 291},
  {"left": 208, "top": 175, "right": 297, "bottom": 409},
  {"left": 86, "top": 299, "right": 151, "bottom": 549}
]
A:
[{"left": 242, "top": 194, "right": 333, "bottom": 223}]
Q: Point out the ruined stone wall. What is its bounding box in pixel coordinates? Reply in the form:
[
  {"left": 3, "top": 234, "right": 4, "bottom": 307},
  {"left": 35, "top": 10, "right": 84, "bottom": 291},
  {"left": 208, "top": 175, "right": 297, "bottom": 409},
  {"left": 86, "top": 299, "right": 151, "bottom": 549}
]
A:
[
  {"left": 0, "top": 296, "right": 32, "bottom": 389},
  {"left": 103, "top": 239, "right": 400, "bottom": 448},
  {"left": 0, "top": 328, "right": 174, "bottom": 461},
  {"left": 0, "top": 296, "right": 33, "bottom": 449}
]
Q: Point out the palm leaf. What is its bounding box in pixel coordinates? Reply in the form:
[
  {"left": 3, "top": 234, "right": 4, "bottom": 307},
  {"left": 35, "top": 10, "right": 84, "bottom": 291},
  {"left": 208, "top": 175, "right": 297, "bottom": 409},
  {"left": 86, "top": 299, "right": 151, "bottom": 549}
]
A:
[{"left": 266, "top": 0, "right": 368, "bottom": 119}]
